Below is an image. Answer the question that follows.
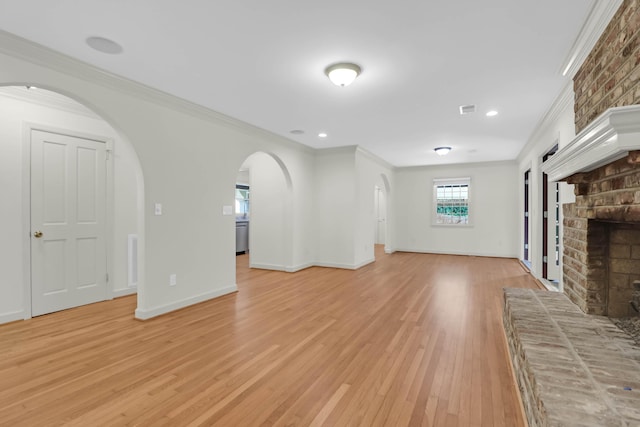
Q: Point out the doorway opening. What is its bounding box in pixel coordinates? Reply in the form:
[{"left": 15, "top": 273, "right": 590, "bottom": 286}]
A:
[
  {"left": 374, "top": 173, "right": 391, "bottom": 256},
  {"left": 374, "top": 185, "right": 387, "bottom": 246},
  {"left": 523, "top": 169, "right": 531, "bottom": 269},
  {"left": 234, "top": 151, "right": 292, "bottom": 273},
  {"left": 541, "top": 144, "right": 559, "bottom": 284}
]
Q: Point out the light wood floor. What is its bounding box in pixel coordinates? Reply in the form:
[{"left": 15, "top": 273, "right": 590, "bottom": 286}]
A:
[{"left": 0, "top": 247, "right": 539, "bottom": 426}]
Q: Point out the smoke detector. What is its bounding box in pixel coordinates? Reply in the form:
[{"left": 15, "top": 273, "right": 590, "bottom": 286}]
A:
[{"left": 459, "top": 104, "right": 476, "bottom": 115}]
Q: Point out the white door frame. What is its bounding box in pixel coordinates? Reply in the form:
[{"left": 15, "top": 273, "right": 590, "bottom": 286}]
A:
[{"left": 21, "top": 122, "right": 114, "bottom": 319}]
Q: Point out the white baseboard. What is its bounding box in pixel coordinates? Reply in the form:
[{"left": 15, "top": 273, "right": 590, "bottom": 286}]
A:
[
  {"left": 394, "top": 247, "right": 517, "bottom": 258},
  {"left": 314, "top": 257, "right": 375, "bottom": 270},
  {"left": 355, "top": 258, "right": 375, "bottom": 269},
  {"left": 113, "top": 287, "right": 137, "bottom": 299},
  {"left": 251, "top": 261, "right": 376, "bottom": 272},
  {"left": 250, "top": 263, "right": 287, "bottom": 272},
  {"left": 286, "top": 263, "right": 314, "bottom": 273},
  {"left": 250, "top": 262, "right": 315, "bottom": 273},
  {"left": 134, "top": 285, "right": 238, "bottom": 320},
  {"left": 0, "top": 309, "right": 25, "bottom": 325}
]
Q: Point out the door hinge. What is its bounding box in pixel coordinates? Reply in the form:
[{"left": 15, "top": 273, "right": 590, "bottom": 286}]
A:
[
  {"left": 543, "top": 211, "right": 548, "bottom": 218},
  {"left": 524, "top": 212, "right": 529, "bottom": 217},
  {"left": 106, "top": 149, "right": 112, "bottom": 160},
  {"left": 106, "top": 273, "right": 109, "bottom": 282},
  {"left": 524, "top": 244, "right": 529, "bottom": 249},
  {"left": 543, "top": 256, "right": 548, "bottom": 263}
]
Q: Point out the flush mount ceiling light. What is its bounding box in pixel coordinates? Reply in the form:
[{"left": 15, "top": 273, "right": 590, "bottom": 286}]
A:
[
  {"left": 318, "top": 132, "right": 328, "bottom": 138},
  {"left": 434, "top": 146, "right": 451, "bottom": 156},
  {"left": 486, "top": 110, "right": 499, "bottom": 117},
  {"left": 86, "top": 36, "right": 123, "bottom": 54},
  {"left": 325, "top": 62, "right": 361, "bottom": 87}
]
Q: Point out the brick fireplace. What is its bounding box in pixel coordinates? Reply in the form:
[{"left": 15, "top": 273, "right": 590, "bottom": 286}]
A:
[
  {"left": 563, "top": 153, "right": 640, "bottom": 316},
  {"left": 547, "top": 0, "right": 640, "bottom": 317},
  {"left": 542, "top": 106, "right": 640, "bottom": 318}
]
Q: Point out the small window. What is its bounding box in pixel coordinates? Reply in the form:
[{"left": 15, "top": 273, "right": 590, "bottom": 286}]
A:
[
  {"left": 433, "top": 177, "right": 471, "bottom": 225},
  {"left": 235, "top": 184, "right": 250, "bottom": 217}
]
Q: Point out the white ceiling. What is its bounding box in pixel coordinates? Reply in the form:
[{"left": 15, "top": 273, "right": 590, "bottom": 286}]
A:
[{"left": 0, "top": 1, "right": 598, "bottom": 166}]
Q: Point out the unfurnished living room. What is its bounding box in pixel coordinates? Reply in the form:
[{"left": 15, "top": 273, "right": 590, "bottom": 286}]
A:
[{"left": 1, "top": 1, "right": 640, "bottom": 426}]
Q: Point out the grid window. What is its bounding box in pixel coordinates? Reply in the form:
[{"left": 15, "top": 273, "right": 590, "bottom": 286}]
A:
[{"left": 433, "top": 178, "right": 470, "bottom": 225}]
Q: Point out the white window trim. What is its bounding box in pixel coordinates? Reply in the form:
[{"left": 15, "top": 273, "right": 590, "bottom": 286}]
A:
[{"left": 432, "top": 177, "right": 472, "bottom": 227}]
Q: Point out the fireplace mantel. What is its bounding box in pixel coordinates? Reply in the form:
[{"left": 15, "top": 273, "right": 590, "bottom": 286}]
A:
[{"left": 541, "top": 105, "right": 640, "bottom": 182}]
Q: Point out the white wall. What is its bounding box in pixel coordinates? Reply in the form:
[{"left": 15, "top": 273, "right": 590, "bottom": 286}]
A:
[
  {"left": 517, "top": 83, "right": 577, "bottom": 285},
  {"left": 354, "top": 148, "right": 395, "bottom": 266},
  {"left": 0, "top": 33, "right": 320, "bottom": 320},
  {"left": 112, "top": 126, "right": 144, "bottom": 296},
  {"left": 0, "top": 88, "right": 141, "bottom": 323},
  {"left": 394, "top": 161, "right": 519, "bottom": 258},
  {"left": 244, "top": 152, "right": 289, "bottom": 271},
  {"left": 314, "top": 147, "right": 357, "bottom": 268}
]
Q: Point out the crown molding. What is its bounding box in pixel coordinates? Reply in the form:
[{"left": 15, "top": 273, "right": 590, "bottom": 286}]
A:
[
  {"left": 315, "top": 145, "right": 358, "bottom": 157},
  {"left": 398, "top": 159, "right": 517, "bottom": 173},
  {"left": 559, "top": 0, "right": 623, "bottom": 79},
  {"left": 0, "top": 30, "right": 315, "bottom": 155},
  {"left": 517, "top": 81, "right": 574, "bottom": 163},
  {"left": 355, "top": 146, "right": 395, "bottom": 171},
  {"left": 0, "top": 85, "right": 100, "bottom": 119},
  {"left": 518, "top": 1, "right": 622, "bottom": 164}
]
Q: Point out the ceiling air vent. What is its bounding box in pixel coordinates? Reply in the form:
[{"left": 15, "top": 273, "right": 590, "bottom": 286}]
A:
[{"left": 459, "top": 104, "right": 476, "bottom": 115}]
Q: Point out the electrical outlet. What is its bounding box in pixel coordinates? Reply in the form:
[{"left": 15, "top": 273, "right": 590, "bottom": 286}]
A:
[{"left": 169, "top": 274, "right": 177, "bottom": 286}]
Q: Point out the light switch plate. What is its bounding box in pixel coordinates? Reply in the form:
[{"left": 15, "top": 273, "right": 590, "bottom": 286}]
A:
[
  {"left": 222, "top": 205, "right": 233, "bottom": 216},
  {"left": 154, "top": 203, "right": 162, "bottom": 216}
]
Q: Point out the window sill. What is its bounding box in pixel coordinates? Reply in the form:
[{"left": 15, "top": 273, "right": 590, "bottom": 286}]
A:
[{"left": 431, "top": 223, "right": 473, "bottom": 228}]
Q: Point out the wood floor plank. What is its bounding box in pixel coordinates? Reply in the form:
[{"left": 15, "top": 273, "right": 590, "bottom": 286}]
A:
[{"left": 0, "top": 246, "right": 537, "bottom": 426}]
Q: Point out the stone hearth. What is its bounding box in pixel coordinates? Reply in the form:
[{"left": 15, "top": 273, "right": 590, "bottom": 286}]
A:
[{"left": 503, "top": 288, "right": 640, "bottom": 426}]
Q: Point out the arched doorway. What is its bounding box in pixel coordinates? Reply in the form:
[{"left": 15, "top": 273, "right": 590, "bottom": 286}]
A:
[
  {"left": 234, "top": 151, "right": 293, "bottom": 272},
  {"left": 0, "top": 85, "right": 144, "bottom": 322}
]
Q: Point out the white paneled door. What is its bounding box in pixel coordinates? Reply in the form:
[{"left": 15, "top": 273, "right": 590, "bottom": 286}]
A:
[{"left": 31, "top": 130, "right": 108, "bottom": 316}]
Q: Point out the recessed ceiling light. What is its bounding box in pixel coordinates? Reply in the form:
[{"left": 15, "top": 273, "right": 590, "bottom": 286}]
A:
[
  {"left": 289, "top": 129, "right": 305, "bottom": 135},
  {"left": 318, "top": 132, "right": 328, "bottom": 138},
  {"left": 86, "top": 36, "right": 123, "bottom": 54},
  {"left": 486, "top": 110, "right": 498, "bottom": 117},
  {"left": 434, "top": 146, "right": 451, "bottom": 156}
]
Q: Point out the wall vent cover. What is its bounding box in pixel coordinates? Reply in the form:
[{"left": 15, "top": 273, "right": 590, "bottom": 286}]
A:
[{"left": 459, "top": 104, "right": 476, "bottom": 115}]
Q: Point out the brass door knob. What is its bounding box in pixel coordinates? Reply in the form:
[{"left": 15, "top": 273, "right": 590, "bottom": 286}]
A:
[{"left": 33, "top": 231, "right": 43, "bottom": 238}]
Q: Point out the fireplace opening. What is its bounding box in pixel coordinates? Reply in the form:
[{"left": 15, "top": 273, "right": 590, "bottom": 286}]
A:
[{"left": 599, "top": 221, "right": 640, "bottom": 317}]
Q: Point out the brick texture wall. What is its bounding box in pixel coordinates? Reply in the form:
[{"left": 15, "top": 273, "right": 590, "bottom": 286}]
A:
[
  {"left": 563, "top": 153, "right": 640, "bottom": 315},
  {"left": 574, "top": 0, "right": 640, "bottom": 133}
]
